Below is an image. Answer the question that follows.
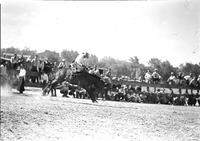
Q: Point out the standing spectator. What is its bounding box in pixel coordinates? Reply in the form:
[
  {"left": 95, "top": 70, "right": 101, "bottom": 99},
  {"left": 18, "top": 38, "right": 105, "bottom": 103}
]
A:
[
  {"left": 31, "top": 55, "right": 39, "bottom": 71},
  {"left": 31, "top": 55, "right": 40, "bottom": 83},
  {"left": 11, "top": 53, "right": 19, "bottom": 69},
  {"left": 25, "top": 56, "right": 32, "bottom": 77},
  {"left": 43, "top": 58, "right": 53, "bottom": 74},
  {"left": 38, "top": 59, "right": 44, "bottom": 72},
  {"left": 40, "top": 71, "right": 49, "bottom": 89},
  {"left": 18, "top": 55, "right": 26, "bottom": 66},
  {"left": 17, "top": 64, "right": 26, "bottom": 93},
  {"left": 10, "top": 53, "right": 19, "bottom": 78},
  {"left": 177, "top": 72, "right": 184, "bottom": 94},
  {"left": 37, "top": 59, "right": 44, "bottom": 82}
]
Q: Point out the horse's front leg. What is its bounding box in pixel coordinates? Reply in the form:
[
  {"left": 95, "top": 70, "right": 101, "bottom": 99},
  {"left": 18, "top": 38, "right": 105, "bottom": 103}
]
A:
[{"left": 51, "top": 87, "right": 56, "bottom": 97}]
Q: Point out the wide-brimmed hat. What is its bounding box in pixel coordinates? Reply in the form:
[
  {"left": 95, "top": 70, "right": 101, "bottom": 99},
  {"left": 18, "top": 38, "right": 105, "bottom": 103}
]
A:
[{"left": 83, "top": 52, "right": 89, "bottom": 57}]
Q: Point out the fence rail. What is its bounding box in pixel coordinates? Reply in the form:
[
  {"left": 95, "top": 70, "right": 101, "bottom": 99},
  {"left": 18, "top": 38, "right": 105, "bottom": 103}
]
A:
[
  {"left": 24, "top": 79, "right": 200, "bottom": 91},
  {"left": 112, "top": 80, "right": 200, "bottom": 90}
]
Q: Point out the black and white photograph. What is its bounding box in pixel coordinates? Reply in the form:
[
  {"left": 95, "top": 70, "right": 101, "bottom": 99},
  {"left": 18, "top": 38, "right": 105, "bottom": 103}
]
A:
[{"left": 1, "top": 0, "right": 200, "bottom": 140}]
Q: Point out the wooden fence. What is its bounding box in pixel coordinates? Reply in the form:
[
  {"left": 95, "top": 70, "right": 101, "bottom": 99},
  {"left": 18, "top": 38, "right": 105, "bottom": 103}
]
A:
[
  {"left": 112, "top": 80, "right": 200, "bottom": 90},
  {"left": 24, "top": 73, "right": 199, "bottom": 94}
]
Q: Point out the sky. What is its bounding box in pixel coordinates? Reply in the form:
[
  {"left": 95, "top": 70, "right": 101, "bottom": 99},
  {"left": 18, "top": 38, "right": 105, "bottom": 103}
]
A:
[{"left": 1, "top": 0, "right": 200, "bottom": 67}]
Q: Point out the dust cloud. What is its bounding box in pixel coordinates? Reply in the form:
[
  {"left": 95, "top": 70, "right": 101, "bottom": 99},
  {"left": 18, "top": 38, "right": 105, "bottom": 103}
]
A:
[{"left": 1, "top": 83, "right": 12, "bottom": 97}]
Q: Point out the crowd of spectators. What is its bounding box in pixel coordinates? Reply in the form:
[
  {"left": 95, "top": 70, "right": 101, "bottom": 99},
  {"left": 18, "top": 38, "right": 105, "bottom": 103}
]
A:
[{"left": 1, "top": 53, "right": 200, "bottom": 105}]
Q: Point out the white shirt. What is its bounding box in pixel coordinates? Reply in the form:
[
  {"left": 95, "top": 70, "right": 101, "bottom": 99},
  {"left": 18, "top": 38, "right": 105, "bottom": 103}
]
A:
[
  {"left": 145, "top": 72, "right": 152, "bottom": 80},
  {"left": 75, "top": 54, "right": 87, "bottom": 66},
  {"left": 11, "top": 56, "right": 18, "bottom": 63},
  {"left": 168, "top": 75, "right": 176, "bottom": 81},
  {"left": 197, "top": 77, "right": 200, "bottom": 83},
  {"left": 152, "top": 72, "right": 161, "bottom": 79},
  {"left": 41, "top": 73, "right": 49, "bottom": 82},
  {"left": 184, "top": 75, "right": 192, "bottom": 81},
  {"left": 58, "top": 62, "right": 65, "bottom": 68},
  {"left": 19, "top": 68, "right": 26, "bottom": 77}
]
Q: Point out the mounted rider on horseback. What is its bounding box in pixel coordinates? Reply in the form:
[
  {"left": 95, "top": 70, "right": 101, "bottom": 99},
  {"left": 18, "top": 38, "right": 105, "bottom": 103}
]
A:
[{"left": 71, "top": 52, "right": 90, "bottom": 72}]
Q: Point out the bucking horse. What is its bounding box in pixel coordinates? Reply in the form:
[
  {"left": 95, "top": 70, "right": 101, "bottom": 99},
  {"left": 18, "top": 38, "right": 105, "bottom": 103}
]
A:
[
  {"left": 69, "top": 71, "right": 105, "bottom": 102},
  {"left": 42, "top": 68, "right": 105, "bottom": 102}
]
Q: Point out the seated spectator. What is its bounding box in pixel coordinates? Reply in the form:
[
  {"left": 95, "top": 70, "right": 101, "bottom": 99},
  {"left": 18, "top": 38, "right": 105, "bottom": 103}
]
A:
[
  {"left": 144, "top": 70, "right": 152, "bottom": 83},
  {"left": 197, "top": 75, "right": 200, "bottom": 85},
  {"left": 167, "top": 72, "right": 176, "bottom": 85},
  {"left": 197, "top": 75, "right": 200, "bottom": 93},
  {"left": 184, "top": 73, "right": 193, "bottom": 85},
  {"left": 152, "top": 69, "right": 161, "bottom": 84},
  {"left": 177, "top": 72, "right": 184, "bottom": 85},
  {"left": 189, "top": 75, "right": 198, "bottom": 87}
]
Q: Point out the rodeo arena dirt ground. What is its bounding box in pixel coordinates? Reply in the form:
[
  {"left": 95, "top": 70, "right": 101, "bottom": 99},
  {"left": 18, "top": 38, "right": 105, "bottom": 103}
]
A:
[{"left": 1, "top": 84, "right": 200, "bottom": 141}]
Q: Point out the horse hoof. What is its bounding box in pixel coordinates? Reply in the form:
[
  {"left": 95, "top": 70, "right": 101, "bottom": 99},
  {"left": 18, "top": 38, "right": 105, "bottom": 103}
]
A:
[{"left": 92, "top": 100, "right": 98, "bottom": 103}]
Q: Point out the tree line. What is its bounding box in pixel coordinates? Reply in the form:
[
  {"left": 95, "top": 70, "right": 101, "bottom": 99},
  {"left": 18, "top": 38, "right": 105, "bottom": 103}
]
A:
[{"left": 1, "top": 47, "right": 200, "bottom": 81}]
